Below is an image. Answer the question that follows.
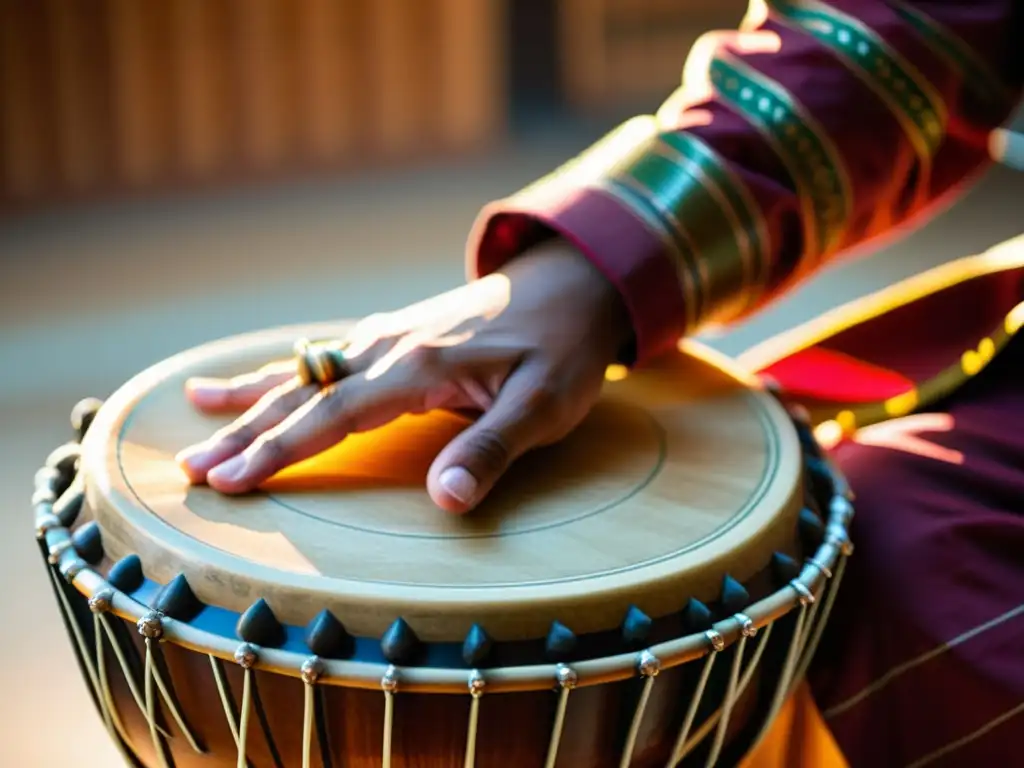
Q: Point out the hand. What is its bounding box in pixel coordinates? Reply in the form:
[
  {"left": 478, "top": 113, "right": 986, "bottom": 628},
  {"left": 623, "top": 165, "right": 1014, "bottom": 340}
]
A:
[{"left": 175, "top": 243, "right": 633, "bottom": 514}]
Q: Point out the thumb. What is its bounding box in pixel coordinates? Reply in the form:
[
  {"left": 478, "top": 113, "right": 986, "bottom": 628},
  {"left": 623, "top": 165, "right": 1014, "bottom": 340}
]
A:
[{"left": 427, "top": 367, "right": 562, "bottom": 514}]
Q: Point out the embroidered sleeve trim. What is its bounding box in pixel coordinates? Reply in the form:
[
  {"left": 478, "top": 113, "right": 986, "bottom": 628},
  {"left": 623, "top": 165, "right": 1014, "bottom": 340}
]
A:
[
  {"left": 710, "top": 53, "right": 853, "bottom": 267},
  {"left": 888, "top": 0, "right": 1017, "bottom": 110},
  {"left": 767, "top": 0, "right": 946, "bottom": 181}
]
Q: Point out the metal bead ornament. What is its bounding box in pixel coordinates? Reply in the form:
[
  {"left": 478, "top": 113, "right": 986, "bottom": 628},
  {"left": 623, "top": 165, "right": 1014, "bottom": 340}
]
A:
[
  {"left": 234, "top": 643, "right": 258, "bottom": 669},
  {"left": 89, "top": 589, "right": 114, "bottom": 614},
  {"left": 137, "top": 611, "right": 165, "bottom": 640},
  {"left": 301, "top": 656, "right": 324, "bottom": 685}
]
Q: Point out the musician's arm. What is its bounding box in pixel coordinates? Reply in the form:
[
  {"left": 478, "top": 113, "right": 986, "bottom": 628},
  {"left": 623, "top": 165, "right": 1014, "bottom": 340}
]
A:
[{"left": 468, "top": 0, "right": 1024, "bottom": 365}]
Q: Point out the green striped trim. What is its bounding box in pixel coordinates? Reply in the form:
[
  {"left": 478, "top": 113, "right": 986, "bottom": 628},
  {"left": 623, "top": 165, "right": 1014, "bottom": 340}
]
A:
[
  {"left": 889, "top": 0, "right": 1016, "bottom": 110},
  {"left": 768, "top": 0, "right": 945, "bottom": 167},
  {"left": 658, "top": 132, "right": 772, "bottom": 292},
  {"left": 598, "top": 176, "right": 705, "bottom": 330},
  {"left": 710, "top": 54, "right": 852, "bottom": 260},
  {"left": 509, "top": 115, "right": 775, "bottom": 327}
]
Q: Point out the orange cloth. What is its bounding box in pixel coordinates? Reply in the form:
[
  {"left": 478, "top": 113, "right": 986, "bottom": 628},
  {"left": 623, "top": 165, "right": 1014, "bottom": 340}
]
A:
[{"left": 740, "top": 683, "right": 849, "bottom": 768}]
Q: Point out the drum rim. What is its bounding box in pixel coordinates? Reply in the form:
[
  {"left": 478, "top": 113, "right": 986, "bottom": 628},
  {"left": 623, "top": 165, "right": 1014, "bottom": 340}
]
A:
[
  {"left": 79, "top": 326, "right": 808, "bottom": 641},
  {"left": 37, "top": 370, "right": 855, "bottom": 696},
  {"left": 45, "top": 519, "right": 851, "bottom": 694}
]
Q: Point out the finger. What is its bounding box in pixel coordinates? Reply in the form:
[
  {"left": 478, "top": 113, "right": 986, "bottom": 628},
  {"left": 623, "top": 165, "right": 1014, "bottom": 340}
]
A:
[
  {"left": 185, "top": 360, "right": 298, "bottom": 412},
  {"left": 427, "top": 365, "right": 563, "bottom": 514},
  {"left": 175, "top": 379, "right": 318, "bottom": 482},
  {"left": 205, "top": 375, "right": 426, "bottom": 494}
]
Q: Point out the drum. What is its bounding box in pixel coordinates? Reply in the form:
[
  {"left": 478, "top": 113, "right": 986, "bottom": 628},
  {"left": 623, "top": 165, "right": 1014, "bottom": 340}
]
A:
[{"left": 31, "top": 324, "right": 854, "bottom": 768}]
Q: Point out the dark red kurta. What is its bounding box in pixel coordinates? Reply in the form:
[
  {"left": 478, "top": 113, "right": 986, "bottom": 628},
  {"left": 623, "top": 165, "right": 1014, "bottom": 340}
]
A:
[{"left": 464, "top": 1, "right": 1024, "bottom": 765}]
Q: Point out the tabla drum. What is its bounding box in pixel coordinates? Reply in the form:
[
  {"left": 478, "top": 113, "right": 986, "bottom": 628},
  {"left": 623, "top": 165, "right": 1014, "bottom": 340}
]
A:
[{"left": 31, "top": 324, "right": 854, "bottom": 768}]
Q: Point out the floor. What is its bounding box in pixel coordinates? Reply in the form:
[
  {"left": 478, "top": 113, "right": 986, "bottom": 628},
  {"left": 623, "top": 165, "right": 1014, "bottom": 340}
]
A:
[{"left": 1, "top": 123, "right": 1021, "bottom": 765}]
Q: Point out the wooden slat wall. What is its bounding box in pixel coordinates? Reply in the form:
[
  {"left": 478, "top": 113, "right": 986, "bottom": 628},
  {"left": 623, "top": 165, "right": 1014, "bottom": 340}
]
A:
[
  {"left": 559, "top": 0, "right": 746, "bottom": 111},
  {"left": 0, "top": 0, "right": 506, "bottom": 210}
]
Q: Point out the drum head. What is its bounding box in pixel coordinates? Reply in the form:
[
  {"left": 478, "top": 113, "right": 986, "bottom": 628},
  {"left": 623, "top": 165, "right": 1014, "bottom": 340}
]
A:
[{"left": 82, "top": 324, "right": 802, "bottom": 642}]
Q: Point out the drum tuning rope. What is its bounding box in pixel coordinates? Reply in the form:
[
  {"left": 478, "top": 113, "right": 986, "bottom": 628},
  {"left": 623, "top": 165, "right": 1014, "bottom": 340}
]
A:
[
  {"left": 544, "top": 664, "right": 579, "bottom": 768},
  {"left": 464, "top": 670, "right": 486, "bottom": 768},
  {"left": 665, "top": 631, "right": 723, "bottom": 766},
  {"left": 619, "top": 652, "right": 662, "bottom": 768},
  {"left": 92, "top": 605, "right": 173, "bottom": 741},
  {"left": 300, "top": 657, "right": 325, "bottom": 768},
  {"left": 381, "top": 664, "right": 399, "bottom": 768},
  {"left": 671, "top": 624, "right": 776, "bottom": 762},
  {"left": 705, "top": 616, "right": 758, "bottom": 767},
  {"left": 208, "top": 655, "right": 242, "bottom": 748},
  {"left": 233, "top": 643, "right": 258, "bottom": 768},
  {"left": 47, "top": 567, "right": 136, "bottom": 765}
]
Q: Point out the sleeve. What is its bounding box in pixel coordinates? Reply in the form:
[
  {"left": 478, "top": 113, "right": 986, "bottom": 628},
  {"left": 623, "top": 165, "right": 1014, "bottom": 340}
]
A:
[{"left": 466, "top": 0, "right": 1024, "bottom": 365}]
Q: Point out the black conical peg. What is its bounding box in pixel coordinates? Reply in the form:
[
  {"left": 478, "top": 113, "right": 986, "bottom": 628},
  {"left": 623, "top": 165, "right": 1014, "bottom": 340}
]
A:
[
  {"left": 237, "top": 598, "right": 286, "bottom": 648},
  {"left": 305, "top": 609, "right": 353, "bottom": 658},
  {"left": 53, "top": 485, "right": 84, "bottom": 528},
  {"left": 462, "top": 624, "right": 493, "bottom": 667},
  {"left": 720, "top": 575, "right": 750, "bottom": 615},
  {"left": 108, "top": 554, "right": 144, "bottom": 593},
  {"left": 771, "top": 552, "right": 803, "bottom": 585},
  {"left": 545, "top": 621, "right": 577, "bottom": 661},
  {"left": 806, "top": 457, "right": 835, "bottom": 503},
  {"left": 681, "top": 598, "right": 713, "bottom": 634},
  {"left": 621, "top": 605, "right": 653, "bottom": 647},
  {"left": 381, "top": 618, "right": 421, "bottom": 665},
  {"left": 799, "top": 507, "right": 826, "bottom": 550},
  {"left": 71, "top": 521, "right": 103, "bottom": 565},
  {"left": 153, "top": 574, "right": 204, "bottom": 622}
]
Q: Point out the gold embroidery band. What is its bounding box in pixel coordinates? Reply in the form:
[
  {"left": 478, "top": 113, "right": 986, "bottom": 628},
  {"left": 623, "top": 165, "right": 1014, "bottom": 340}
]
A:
[
  {"left": 597, "top": 176, "right": 705, "bottom": 331},
  {"left": 768, "top": 0, "right": 946, "bottom": 177},
  {"left": 507, "top": 115, "right": 775, "bottom": 328},
  {"left": 888, "top": 0, "right": 1017, "bottom": 110},
  {"left": 654, "top": 132, "right": 774, "bottom": 314},
  {"left": 709, "top": 53, "right": 853, "bottom": 271}
]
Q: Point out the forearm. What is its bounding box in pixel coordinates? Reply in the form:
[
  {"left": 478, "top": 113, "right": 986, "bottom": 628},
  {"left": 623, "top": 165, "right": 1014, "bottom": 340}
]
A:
[{"left": 468, "top": 0, "right": 1023, "bottom": 364}]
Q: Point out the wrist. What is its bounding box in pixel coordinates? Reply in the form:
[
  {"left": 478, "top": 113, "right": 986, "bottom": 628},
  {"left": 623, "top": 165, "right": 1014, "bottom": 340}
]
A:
[{"left": 512, "top": 240, "right": 637, "bottom": 361}]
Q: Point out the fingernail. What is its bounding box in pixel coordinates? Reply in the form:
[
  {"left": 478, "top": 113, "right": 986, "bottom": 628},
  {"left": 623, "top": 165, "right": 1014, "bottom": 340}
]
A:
[
  {"left": 186, "top": 377, "right": 228, "bottom": 407},
  {"left": 439, "top": 466, "right": 478, "bottom": 505},
  {"left": 208, "top": 454, "right": 248, "bottom": 485},
  {"left": 175, "top": 444, "right": 212, "bottom": 478}
]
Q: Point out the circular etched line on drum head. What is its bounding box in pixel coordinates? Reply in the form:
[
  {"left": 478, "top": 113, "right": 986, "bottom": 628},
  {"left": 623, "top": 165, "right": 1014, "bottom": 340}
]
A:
[
  {"left": 83, "top": 325, "right": 803, "bottom": 640},
  {"left": 260, "top": 402, "right": 669, "bottom": 542}
]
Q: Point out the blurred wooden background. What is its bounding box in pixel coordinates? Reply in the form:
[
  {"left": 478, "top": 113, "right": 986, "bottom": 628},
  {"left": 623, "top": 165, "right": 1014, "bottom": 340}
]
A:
[{"left": 0, "top": 0, "right": 744, "bottom": 211}]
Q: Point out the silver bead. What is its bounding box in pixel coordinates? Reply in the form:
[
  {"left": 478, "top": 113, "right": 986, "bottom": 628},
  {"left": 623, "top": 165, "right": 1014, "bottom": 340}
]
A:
[
  {"left": 791, "top": 581, "right": 816, "bottom": 606},
  {"left": 555, "top": 664, "right": 578, "bottom": 690},
  {"left": 301, "top": 656, "right": 324, "bottom": 685},
  {"left": 805, "top": 559, "right": 833, "bottom": 579},
  {"left": 34, "top": 512, "right": 62, "bottom": 540},
  {"left": 705, "top": 629, "right": 725, "bottom": 652},
  {"left": 826, "top": 524, "right": 855, "bottom": 556},
  {"left": 381, "top": 664, "right": 399, "bottom": 693},
  {"left": 137, "top": 611, "right": 164, "bottom": 639},
  {"left": 59, "top": 557, "right": 87, "bottom": 582},
  {"left": 736, "top": 613, "right": 757, "bottom": 638},
  {"left": 234, "top": 643, "right": 258, "bottom": 669},
  {"left": 47, "top": 539, "right": 73, "bottom": 566},
  {"left": 829, "top": 495, "right": 854, "bottom": 524},
  {"left": 468, "top": 669, "right": 486, "bottom": 698},
  {"left": 638, "top": 650, "right": 661, "bottom": 678},
  {"left": 89, "top": 589, "right": 114, "bottom": 614}
]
